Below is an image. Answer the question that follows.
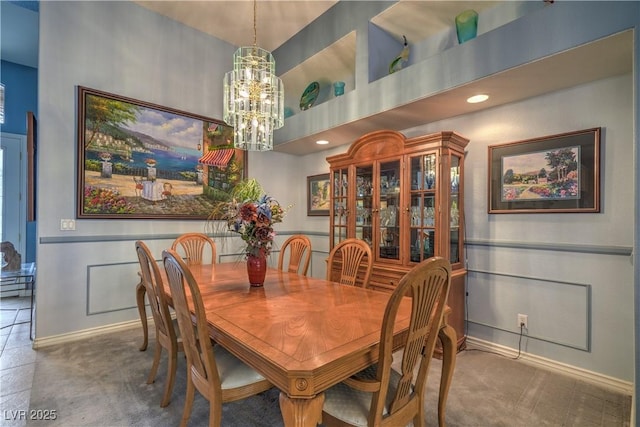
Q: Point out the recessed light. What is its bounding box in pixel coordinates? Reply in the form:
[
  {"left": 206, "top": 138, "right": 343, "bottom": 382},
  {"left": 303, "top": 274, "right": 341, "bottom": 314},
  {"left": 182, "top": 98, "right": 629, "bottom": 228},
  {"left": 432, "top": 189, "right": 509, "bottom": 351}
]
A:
[
  {"left": 467, "top": 94, "right": 489, "bottom": 104},
  {"left": 316, "top": 140, "right": 329, "bottom": 145}
]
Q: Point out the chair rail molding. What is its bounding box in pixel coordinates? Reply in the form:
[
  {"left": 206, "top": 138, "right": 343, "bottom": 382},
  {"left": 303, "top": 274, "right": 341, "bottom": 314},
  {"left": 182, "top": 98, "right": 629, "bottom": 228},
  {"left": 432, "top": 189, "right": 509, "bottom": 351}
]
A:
[{"left": 466, "top": 239, "right": 632, "bottom": 257}]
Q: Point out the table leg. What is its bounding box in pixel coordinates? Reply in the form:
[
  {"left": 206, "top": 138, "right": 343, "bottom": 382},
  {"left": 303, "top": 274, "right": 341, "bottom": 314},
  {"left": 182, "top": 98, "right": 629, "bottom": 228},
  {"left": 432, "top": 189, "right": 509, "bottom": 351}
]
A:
[
  {"left": 136, "top": 280, "right": 148, "bottom": 351},
  {"left": 437, "top": 323, "right": 457, "bottom": 427},
  {"left": 279, "top": 392, "right": 324, "bottom": 427}
]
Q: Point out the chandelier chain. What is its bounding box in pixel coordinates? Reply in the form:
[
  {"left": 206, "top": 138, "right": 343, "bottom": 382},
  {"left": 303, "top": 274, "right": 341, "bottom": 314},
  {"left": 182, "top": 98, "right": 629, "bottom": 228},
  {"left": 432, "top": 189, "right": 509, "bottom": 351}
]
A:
[{"left": 253, "top": 0, "right": 257, "bottom": 47}]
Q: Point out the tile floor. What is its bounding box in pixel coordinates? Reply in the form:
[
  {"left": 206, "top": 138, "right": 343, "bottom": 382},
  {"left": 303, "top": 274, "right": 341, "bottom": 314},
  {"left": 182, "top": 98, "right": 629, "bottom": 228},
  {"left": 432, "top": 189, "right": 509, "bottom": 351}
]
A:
[{"left": 0, "top": 297, "right": 35, "bottom": 427}]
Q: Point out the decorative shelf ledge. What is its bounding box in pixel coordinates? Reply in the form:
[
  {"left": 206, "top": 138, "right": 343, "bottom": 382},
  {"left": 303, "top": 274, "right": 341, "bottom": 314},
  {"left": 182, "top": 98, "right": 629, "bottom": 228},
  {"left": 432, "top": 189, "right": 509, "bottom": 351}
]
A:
[{"left": 273, "top": 2, "right": 635, "bottom": 155}]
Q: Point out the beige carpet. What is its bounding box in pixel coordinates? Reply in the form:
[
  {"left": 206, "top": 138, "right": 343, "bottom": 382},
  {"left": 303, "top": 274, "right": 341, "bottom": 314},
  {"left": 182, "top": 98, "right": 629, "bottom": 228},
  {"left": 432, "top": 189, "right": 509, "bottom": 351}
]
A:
[{"left": 28, "top": 327, "right": 631, "bottom": 426}]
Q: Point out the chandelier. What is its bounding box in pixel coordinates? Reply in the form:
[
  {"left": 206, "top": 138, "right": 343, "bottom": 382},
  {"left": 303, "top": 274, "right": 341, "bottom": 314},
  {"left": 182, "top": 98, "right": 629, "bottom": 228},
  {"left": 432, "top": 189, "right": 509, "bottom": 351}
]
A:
[{"left": 223, "top": 0, "right": 284, "bottom": 151}]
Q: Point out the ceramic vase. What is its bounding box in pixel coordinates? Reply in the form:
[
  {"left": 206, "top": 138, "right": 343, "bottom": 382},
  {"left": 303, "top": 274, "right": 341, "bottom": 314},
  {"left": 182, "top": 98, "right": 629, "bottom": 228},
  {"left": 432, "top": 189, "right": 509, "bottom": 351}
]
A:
[
  {"left": 455, "top": 9, "right": 478, "bottom": 44},
  {"left": 247, "top": 252, "right": 267, "bottom": 287}
]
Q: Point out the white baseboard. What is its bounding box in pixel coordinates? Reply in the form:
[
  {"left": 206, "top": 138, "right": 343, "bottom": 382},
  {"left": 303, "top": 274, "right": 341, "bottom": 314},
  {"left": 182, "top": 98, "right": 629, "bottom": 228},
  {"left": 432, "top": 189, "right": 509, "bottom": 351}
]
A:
[
  {"left": 466, "top": 337, "right": 633, "bottom": 396},
  {"left": 33, "top": 317, "right": 154, "bottom": 349}
]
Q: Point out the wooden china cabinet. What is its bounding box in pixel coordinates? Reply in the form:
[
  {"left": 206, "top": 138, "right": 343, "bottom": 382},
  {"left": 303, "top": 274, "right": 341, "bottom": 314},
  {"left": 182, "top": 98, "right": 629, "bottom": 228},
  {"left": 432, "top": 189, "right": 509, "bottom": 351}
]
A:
[{"left": 327, "top": 130, "right": 469, "bottom": 351}]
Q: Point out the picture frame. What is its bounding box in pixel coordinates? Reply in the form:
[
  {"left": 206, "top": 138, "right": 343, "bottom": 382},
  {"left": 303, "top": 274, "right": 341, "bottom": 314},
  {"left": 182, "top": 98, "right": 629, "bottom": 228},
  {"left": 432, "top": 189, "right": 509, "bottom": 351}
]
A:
[
  {"left": 76, "top": 86, "right": 247, "bottom": 219},
  {"left": 307, "top": 173, "right": 330, "bottom": 216},
  {"left": 488, "top": 128, "right": 600, "bottom": 214}
]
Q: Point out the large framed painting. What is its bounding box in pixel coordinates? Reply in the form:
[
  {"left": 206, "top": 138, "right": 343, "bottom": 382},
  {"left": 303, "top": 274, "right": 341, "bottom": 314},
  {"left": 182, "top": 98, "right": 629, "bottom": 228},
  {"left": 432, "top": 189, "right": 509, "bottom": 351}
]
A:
[
  {"left": 307, "top": 173, "right": 330, "bottom": 216},
  {"left": 76, "top": 86, "right": 247, "bottom": 219},
  {"left": 488, "top": 128, "right": 600, "bottom": 213}
]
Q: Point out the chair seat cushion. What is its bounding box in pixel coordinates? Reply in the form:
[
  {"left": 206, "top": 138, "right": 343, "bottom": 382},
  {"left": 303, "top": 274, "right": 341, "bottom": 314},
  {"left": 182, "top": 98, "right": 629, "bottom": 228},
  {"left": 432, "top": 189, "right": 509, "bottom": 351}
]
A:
[
  {"left": 214, "top": 345, "right": 268, "bottom": 389},
  {"left": 322, "top": 364, "right": 403, "bottom": 426}
]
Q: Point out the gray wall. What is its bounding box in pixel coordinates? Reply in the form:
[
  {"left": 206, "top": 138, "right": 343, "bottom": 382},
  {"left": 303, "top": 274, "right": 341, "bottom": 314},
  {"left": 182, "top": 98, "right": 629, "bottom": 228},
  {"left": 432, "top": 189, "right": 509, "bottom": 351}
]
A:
[
  {"left": 36, "top": 0, "right": 636, "bottom": 389},
  {"left": 412, "top": 74, "right": 633, "bottom": 383},
  {"left": 36, "top": 1, "right": 304, "bottom": 339},
  {"left": 285, "top": 2, "right": 637, "bottom": 384},
  {"left": 296, "top": 74, "right": 634, "bottom": 383},
  {"left": 272, "top": 0, "right": 640, "bottom": 408}
]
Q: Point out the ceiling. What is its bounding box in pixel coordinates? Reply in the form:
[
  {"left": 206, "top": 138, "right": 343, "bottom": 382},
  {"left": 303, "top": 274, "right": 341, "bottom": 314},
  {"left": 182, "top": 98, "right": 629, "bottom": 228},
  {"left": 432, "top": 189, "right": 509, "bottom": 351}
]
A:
[
  {"left": 0, "top": 0, "right": 339, "bottom": 68},
  {"left": 134, "top": 0, "right": 339, "bottom": 52},
  {"left": 1, "top": 1, "right": 504, "bottom": 72},
  {"left": 133, "top": 1, "right": 499, "bottom": 52}
]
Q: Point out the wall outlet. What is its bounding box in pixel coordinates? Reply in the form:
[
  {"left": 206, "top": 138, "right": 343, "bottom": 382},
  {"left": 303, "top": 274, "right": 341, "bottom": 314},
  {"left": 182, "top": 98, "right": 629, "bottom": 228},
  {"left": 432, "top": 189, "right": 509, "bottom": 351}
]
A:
[
  {"left": 60, "top": 219, "right": 76, "bottom": 231},
  {"left": 517, "top": 313, "right": 528, "bottom": 329}
]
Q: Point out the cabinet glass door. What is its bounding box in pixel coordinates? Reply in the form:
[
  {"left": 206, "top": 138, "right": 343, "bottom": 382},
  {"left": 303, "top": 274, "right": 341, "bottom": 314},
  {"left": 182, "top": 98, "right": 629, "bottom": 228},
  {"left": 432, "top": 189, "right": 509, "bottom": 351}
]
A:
[
  {"left": 450, "top": 154, "right": 462, "bottom": 264},
  {"left": 331, "top": 168, "right": 348, "bottom": 247},
  {"left": 409, "top": 154, "right": 437, "bottom": 263},
  {"left": 378, "top": 160, "right": 400, "bottom": 261},
  {"left": 355, "top": 165, "right": 373, "bottom": 248}
]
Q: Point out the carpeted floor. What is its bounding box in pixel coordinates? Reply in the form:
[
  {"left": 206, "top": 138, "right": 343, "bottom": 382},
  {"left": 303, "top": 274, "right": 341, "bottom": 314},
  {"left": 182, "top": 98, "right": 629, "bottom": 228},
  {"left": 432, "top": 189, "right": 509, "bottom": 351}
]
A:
[{"left": 28, "top": 327, "right": 631, "bottom": 426}]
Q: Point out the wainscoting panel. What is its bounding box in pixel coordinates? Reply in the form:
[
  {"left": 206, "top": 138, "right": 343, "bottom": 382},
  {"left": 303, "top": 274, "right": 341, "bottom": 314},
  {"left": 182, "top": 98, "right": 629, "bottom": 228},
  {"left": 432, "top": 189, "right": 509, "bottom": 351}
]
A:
[
  {"left": 467, "top": 269, "right": 591, "bottom": 351},
  {"left": 87, "top": 262, "right": 141, "bottom": 315}
]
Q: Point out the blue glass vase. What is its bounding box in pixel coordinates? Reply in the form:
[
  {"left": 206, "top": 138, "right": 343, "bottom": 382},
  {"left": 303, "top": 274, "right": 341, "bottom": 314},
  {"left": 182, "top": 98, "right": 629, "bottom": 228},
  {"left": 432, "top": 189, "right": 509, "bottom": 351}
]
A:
[
  {"left": 333, "top": 81, "right": 345, "bottom": 97},
  {"left": 455, "top": 9, "right": 478, "bottom": 44}
]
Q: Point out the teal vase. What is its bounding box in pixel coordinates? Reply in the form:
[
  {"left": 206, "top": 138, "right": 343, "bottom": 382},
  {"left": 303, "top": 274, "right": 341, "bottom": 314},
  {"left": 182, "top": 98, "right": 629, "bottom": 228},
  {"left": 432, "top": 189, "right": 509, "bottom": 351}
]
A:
[{"left": 455, "top": 10, "right": 478, "bottom": 44}]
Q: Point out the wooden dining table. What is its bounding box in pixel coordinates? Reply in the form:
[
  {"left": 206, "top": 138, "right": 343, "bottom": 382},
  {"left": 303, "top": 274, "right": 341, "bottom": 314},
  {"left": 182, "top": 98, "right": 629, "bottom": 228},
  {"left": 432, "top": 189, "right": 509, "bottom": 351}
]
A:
[{"left": 136, "top": 262, "right": 457, "bottom": 427}]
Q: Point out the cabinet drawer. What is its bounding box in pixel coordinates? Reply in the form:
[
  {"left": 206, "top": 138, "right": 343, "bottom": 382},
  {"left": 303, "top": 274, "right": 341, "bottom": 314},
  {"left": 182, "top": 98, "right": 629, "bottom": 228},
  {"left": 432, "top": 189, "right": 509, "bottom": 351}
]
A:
[{"left": 368, "top": 265, "right": 408, "bottom": 292}]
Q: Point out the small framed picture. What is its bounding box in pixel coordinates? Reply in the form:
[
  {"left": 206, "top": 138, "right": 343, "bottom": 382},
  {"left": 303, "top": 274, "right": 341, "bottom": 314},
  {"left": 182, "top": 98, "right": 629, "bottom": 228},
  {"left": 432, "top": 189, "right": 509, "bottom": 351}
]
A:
[
  {"left": 488, "top": 128, "right": 600, "bottom": 213},
  {"left": 307, "top": 173, "right": 330, "bottom": 216}
]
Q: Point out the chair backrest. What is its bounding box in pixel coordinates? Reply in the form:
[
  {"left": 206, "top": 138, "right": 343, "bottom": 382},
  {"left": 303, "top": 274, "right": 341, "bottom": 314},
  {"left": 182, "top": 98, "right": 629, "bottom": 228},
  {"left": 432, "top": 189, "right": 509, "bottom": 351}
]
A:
[
  {"left": 162, "top": 249, "right": 222, "bottom": 397},
  {"left": 277, "top": 234, "right": 312, "bottom": 276},
  {"left": 371, "top": 257, "right": 451, "bottom": 426},
  {"left": 326, "top": 238, "right": 373, "bottom": 287},
  {"left": 135, "top": 241, "right": 177, "bottom": 344},
  {"left": 171, "top": 233, "right": 217, "bottom": 265}
]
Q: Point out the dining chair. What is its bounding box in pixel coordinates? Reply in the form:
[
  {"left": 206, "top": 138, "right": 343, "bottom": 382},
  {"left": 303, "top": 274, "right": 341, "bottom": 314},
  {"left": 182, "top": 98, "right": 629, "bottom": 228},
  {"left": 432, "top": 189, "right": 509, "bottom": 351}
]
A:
[
  {"left": 162, "top": 249, "right": 273, "bottom": 427},
  {"left": 171, "top": 233, "right": 217, "bottom": 265},
  {"left": 326, "top": 238, "right": 373, "bottom": 288},
  {"left": 134, "top": 240, "right": 183, "bottom": 408},
  {"left": 277, "top": 234, "right": 312, "bottom": 276},
  {"left": 321, "top": 257, "right": 452, "bottom": 427}
]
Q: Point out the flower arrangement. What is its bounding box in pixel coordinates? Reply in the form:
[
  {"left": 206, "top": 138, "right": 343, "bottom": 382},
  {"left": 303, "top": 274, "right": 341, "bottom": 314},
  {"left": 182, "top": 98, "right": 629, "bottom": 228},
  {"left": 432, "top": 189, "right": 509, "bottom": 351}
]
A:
[
  {"left": 213, "top": 179, "right": 288, "bottom": 258},
  {"left": 225, "top": 195, "right": 285, "bottom": 257}
]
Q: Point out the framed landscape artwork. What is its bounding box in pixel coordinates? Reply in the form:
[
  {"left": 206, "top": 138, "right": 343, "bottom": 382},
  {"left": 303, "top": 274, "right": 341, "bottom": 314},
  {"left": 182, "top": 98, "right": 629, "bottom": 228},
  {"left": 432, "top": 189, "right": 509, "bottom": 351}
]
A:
[
  {"left": 307, "top": 173, "right": 330, "bottom": 216},
  {"left": 76, "top": 86, "right": 247, "bottom": 219},
  {"left": 488, "top": 128, "right": 601, "bottom": 213}
]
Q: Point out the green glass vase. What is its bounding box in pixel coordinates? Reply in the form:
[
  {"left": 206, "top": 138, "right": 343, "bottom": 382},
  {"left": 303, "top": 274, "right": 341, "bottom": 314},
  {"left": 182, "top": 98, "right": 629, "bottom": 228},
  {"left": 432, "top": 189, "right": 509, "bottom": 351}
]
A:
[{"left": 455, "top": 9, "right": 478, "bottom": 44}]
